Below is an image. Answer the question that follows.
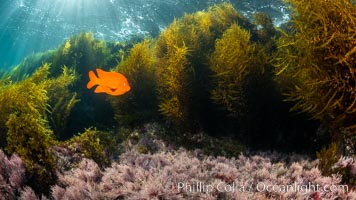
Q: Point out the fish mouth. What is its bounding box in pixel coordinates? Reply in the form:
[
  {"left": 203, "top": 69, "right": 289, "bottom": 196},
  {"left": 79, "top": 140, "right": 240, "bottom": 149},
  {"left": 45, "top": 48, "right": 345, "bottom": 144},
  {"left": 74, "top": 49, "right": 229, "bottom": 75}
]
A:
[{"left": 109, "top": 88, "right": 117, "bottom": 92}]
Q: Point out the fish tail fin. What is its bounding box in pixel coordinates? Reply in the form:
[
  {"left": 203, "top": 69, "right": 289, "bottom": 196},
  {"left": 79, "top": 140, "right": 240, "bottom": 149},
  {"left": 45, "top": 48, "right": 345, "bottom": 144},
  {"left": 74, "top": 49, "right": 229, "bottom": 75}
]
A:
[{"left": 87, "top": 70, "right": 98, "bottom": 89}]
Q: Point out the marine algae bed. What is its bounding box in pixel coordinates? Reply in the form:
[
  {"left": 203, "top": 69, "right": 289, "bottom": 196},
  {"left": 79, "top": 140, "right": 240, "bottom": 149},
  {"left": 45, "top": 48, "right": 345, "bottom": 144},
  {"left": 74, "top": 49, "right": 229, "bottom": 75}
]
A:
[{"left": 0, "top": 1, "right": 355, "bottom": 197}]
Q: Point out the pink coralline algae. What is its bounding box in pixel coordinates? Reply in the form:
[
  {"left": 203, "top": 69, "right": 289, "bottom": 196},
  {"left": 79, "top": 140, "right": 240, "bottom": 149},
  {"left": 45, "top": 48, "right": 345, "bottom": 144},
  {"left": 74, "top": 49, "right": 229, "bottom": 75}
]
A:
[
  {"left": 51, "top": 149, "right": 356, "bottom": 200},
  {"left": 1, "top": 147, "right": 355, "bottom": 200}
]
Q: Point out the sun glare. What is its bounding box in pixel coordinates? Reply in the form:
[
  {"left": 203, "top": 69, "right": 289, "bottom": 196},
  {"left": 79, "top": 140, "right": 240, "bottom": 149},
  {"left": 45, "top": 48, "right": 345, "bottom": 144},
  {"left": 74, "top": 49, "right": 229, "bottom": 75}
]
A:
[
  {"left": 0, "top": 0, "right": 185, "bottom": 68},
  {"left": 0, "top": 0, "right": 127, "bottom": 68}
]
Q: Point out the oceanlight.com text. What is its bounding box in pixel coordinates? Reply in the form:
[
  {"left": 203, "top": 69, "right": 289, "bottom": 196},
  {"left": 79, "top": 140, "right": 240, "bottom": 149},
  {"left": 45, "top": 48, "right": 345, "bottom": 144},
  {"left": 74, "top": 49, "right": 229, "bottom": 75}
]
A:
[
  {"left": 255, "top": 182, "right": 348, "bottom": 193},
  {"left": 177, "top": 181, "right": 349, "bottom": 194}
]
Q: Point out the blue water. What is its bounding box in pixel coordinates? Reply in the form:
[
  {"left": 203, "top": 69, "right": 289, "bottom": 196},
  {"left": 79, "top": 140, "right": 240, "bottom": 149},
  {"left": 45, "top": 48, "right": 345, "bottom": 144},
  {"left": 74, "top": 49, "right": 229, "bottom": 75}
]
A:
[{"left": 0, "top": 0, "right": 287, "bottom": 70}]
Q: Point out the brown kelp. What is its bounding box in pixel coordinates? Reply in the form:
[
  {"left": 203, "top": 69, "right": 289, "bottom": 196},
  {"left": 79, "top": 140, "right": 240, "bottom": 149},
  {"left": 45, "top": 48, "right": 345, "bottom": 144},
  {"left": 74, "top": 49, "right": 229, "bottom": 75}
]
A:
[
  {"left": 57, "top": 128, "right": 119, "bottom": 168},
  {"left": 210, "top": 24, "right": 256, "bottom": 116},
  {"left": 51, "top": 32, "right": 111, "bottom": 76},
  {"left": 46, "top": 66, "right": 79, "bottom": 138},
  {"left": 276, "top": 0, "right": 356, "bottom": 133},
  {"left": 0, "top": 63, "right": 77, "bottom": 194},
  {"left": 275, "top": 0, "right": 356, "bottom": 136},
  {"left": 110, "top": 40, "right": 158, "bottom": 126},
  {"left": 155, "top": 3, "right": 250, "bottom": 130}
]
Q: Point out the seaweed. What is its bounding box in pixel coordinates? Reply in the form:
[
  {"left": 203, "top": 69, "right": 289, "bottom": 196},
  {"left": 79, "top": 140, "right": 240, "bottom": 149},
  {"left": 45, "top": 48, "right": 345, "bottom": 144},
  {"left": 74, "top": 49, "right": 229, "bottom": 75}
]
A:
[
  {"left": 156, "top": 31, "right": 192, "bottom": 127},
  {"left": 53, "top": 33, "right": 135, "bottom": 136},
  {"left": 61, "top": 128, "right": 118, "bottom": 167},
  {"left": 0, "top": 63, "right": 56, "bottom": 194},
  {"left": 0, "top": 64, "right": 50, "bottom": 146},
  {"left": 210, "top": 24, "right": 255, "bottom": 116},
  {"left": 109, "top": 39, "right": 158, "bottom": 126},
  {"left": 317, "top": 143, "right": 339, "bottom": 177},
  {"left": 253, "top": 12, "right": 279, "bottom": 52},
  {"left": 274, "top": 0, "right": 356, "bottom": 137},
  {"left": 209, "top": 22, "right": 292, "bottom": 150},
  {"left": 9, "top": 32, "right": 125, "bottom": 81},
  {"left": 0, "top": 63, "right": 80, "bottom": 195},
  {"left": 51, "top": 32, "right": 111, "bottom": 76},
  {"left": 8, "top": 32, "right": 134, "bottom": 136},
  {"left": 155, "top": 3, "right": 246, "bottom": 130},
  {"left": 9, "top": 51, "right": 56, "bottom": 81},
  {"left": 45, "top": 66, "right": 79, "bottom": 138}
]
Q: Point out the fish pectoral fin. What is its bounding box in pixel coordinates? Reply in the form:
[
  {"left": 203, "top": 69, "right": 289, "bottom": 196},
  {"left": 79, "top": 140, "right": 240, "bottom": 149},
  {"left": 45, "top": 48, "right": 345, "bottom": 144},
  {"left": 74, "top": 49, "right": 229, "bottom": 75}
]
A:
[{"left": 94, "top": 85, "right": 107, "bottom": 93}]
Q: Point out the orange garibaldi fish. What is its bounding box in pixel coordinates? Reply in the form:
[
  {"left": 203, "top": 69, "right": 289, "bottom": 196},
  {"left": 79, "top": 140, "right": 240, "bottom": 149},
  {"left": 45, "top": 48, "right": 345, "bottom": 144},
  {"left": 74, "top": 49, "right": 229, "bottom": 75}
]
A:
[{"left": 87, "top": 68, "right": 131, "bottom": 96}]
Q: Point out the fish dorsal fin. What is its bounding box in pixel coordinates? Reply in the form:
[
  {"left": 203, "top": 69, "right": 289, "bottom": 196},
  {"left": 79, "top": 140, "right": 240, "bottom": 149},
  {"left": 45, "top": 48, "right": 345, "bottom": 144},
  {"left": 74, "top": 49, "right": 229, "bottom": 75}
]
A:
[{"left": 96, "top": 68, "right": 106, "bottom": 78}]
